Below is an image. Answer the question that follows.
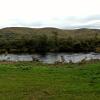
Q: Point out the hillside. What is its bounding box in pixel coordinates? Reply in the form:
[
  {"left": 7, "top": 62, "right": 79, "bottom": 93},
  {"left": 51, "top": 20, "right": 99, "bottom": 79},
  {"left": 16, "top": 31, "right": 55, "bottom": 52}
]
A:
[
  {"left": 0, "top": 27, "right": 100, "bottom": 40},
  {"left": 0, "top": 27, "right": 100, "bottom": 53}
]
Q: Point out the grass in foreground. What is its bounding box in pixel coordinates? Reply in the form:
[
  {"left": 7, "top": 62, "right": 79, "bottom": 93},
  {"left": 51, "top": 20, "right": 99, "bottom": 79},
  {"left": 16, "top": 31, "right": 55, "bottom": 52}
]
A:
[{"left": 0, "top": 61, "right": 100, "bottom": 100}]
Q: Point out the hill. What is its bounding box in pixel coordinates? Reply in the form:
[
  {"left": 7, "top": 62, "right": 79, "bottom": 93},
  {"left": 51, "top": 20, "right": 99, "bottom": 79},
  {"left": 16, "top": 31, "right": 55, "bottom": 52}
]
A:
[{"left": 0, "top": 27, "right": 100, "bottom": 53}]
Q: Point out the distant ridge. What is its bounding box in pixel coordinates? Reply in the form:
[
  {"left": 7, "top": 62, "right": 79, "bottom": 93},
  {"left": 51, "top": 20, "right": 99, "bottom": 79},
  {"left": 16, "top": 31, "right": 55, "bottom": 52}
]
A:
[{"left": 0, "top": 27, "right": 100, "bottom": 37}]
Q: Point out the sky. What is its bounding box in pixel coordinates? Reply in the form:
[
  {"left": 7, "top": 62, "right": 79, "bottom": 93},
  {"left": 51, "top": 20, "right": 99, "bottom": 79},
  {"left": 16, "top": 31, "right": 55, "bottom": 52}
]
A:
[{"left": 0, "top": 0, "right": 100, "bottom": 29}]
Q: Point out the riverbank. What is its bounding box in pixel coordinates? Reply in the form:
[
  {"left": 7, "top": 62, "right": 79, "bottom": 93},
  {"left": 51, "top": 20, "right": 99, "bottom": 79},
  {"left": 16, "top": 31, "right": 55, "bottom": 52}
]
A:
[{"left": 0, "top": 61, "right": 100, "bottom": 100}]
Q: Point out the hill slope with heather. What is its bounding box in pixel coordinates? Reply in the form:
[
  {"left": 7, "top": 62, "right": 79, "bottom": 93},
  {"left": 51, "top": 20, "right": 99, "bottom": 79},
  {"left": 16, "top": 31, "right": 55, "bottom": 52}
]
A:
[{"left": 0, "top": 27, "right": 100, "bottom": 53}]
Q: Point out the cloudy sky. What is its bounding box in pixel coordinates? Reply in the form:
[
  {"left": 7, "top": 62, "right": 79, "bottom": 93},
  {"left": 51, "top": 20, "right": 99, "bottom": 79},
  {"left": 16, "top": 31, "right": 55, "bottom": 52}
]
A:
[{"left": 0, "top": 0, "right": 100, "bottom": 29}]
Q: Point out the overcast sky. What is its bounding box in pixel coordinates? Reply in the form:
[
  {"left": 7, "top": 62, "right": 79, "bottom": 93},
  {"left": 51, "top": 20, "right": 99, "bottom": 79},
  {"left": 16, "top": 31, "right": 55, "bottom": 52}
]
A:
[{"left": 0, "top": 0, "right": 100, "bottom": 29}]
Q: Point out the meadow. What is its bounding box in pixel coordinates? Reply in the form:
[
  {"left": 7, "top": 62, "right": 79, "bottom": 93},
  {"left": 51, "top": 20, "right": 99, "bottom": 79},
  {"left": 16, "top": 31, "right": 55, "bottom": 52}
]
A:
[{"left": 0, "top": 61, "right": 100, "bottom": 100}]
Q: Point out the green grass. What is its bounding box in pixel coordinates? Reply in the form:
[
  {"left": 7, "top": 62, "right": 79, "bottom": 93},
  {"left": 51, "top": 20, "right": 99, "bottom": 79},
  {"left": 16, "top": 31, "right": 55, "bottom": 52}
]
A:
[{"left": 0, "top": 61, "right": 100, "bottom": 100}]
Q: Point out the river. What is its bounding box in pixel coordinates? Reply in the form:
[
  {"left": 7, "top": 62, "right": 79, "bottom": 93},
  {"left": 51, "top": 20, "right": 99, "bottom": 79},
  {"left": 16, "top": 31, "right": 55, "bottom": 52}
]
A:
[{"left": 0, "top": 52, "right": 100, "bottom": 64}]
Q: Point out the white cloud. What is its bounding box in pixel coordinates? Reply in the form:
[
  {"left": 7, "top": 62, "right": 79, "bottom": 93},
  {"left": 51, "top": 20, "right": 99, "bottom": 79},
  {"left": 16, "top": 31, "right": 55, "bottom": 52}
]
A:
[{"left": 0, "top": 0, "right": 100, "bottom": 29}]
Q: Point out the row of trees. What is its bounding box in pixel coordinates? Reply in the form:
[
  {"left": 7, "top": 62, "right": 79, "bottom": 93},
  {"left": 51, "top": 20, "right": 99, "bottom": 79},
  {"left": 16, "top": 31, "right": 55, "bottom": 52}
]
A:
[{"left": 0, "top": 31, "right": 99, "bottom": 53}]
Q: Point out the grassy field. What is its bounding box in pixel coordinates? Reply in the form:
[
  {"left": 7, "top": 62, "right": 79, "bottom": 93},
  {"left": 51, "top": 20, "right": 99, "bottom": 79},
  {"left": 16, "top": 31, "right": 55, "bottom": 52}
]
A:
[{"left": 0, "top": 61, "right": 100, "bottom": 100}]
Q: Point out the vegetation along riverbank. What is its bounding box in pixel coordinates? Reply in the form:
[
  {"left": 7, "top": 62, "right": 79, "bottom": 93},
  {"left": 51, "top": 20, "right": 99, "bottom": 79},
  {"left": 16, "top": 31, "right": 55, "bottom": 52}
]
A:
[{"left": 0, "top": 27, "right": 100, "bottom": 53}]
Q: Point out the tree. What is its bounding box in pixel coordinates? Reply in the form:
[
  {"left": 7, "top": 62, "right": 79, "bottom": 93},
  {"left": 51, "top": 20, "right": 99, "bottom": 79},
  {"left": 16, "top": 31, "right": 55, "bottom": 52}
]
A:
[
  {"left": 35, "top": 34, "right": 49, "bottom": 53},
  {"left": 52, "top": 31, "right": 59, "bottom": 52}
]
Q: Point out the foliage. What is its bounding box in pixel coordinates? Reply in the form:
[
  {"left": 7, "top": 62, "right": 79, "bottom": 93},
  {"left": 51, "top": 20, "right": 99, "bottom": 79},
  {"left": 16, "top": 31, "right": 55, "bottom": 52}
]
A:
[{"left": 0, "top": 27, "right": 100, "bottom": 53}]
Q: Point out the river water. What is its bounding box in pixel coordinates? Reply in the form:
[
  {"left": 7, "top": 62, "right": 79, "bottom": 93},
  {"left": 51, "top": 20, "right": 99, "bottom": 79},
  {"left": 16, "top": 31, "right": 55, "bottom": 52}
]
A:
[{"left": 0, "top": 52, "right": 100, "bottom": 64}]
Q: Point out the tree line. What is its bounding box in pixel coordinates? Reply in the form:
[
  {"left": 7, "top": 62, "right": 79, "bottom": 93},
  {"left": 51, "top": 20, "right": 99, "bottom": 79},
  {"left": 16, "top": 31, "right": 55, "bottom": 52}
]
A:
[{"left": 0, "top": 31, "right": 99, "bottom": 53}]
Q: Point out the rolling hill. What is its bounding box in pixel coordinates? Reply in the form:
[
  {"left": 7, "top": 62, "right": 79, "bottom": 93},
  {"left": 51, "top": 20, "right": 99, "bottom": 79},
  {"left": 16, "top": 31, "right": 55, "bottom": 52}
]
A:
[{"left": 0, "top": 27, "right": 99, "bottom": 53}]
